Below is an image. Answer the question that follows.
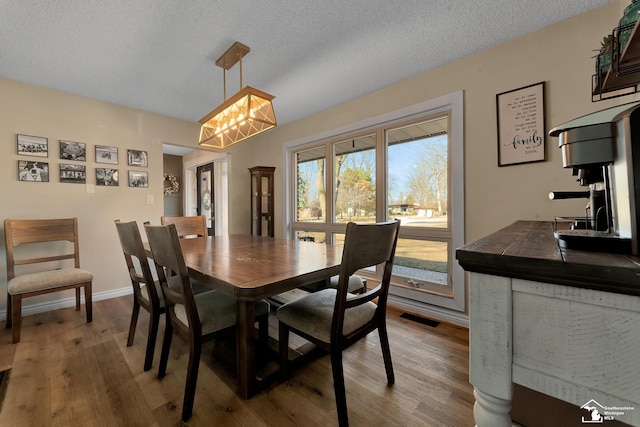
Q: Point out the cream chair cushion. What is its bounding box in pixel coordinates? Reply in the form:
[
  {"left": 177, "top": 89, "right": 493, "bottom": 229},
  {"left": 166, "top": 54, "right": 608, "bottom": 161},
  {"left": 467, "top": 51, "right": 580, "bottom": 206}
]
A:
[
  {"left": 328, "top": 275, "right": 365, "bottom": 293},
  {"left": 8, "top": 268, "right": 93, "bottom": 295},
  {"left": 277, "top": 289, "right": 376, "bottom": 343},
  {"left": 174, "top": 290, "right": 270, "bottom": 335}
]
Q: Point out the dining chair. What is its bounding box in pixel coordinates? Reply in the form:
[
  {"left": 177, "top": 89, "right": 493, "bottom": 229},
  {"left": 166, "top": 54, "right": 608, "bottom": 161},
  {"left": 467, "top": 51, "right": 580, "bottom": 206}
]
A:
[
  {"left": 144, "top": 223, "right": 270, "bottom": 422},
  {"left": 277, "top": 220, "right": 400, "bottom": 427},
  {"left": 328, "top": 274, "right": 366, "bottom": 294},
  {"left": 4, "top": 217, "right": 93, "bottom": 343},
  {"left": 114, "top": 220, "right": 164, "bottom": 371},
  {"left": 160, "top": 215, "right": 207, "bottom": 239}
]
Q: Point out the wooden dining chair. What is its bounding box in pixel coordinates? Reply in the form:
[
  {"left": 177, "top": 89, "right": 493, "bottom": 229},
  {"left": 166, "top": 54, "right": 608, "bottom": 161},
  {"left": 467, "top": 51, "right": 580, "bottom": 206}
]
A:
[
  {"left": 144, "top": 223, "right": 270, "bottom": 422},
  {"left": 277, "top": 220, "right": 400, "bottom": 427},
  {"left": 4, "top": 218, "right": 93, "bottom": 343},
  {"left": 160, "top": 215, "right": 207, "bottom": 239},
  {"left": 328, "top": 274, "right": 366, "bottom": 294},
  {"left": 114, "top": 220, "right": 165, "bottom": 371}
]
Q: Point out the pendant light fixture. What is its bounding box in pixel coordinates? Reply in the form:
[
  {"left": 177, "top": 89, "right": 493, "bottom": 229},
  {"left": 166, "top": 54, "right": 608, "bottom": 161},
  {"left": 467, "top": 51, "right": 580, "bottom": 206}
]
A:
[{"left": 198, "top": 42, "right": 277, "bottom": 149}]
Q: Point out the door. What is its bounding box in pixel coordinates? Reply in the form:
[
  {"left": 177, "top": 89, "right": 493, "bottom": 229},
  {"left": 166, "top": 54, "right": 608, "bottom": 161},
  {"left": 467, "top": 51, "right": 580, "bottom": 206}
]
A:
[{"left": 196, "top": 162, "right": 214, "bottom": 235}]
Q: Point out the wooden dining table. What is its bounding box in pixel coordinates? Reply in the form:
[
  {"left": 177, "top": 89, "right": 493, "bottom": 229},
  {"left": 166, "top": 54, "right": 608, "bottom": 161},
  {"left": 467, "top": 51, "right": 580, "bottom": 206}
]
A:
[{"left": 160, "top": 234, "right": 343, "bottom": 398}]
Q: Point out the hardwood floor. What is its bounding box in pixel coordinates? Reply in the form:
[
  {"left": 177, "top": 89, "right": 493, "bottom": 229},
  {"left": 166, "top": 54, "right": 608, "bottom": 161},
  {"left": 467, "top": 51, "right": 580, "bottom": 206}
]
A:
[{"left": 0, "top": 295, "right": 473, "bottom": 426}]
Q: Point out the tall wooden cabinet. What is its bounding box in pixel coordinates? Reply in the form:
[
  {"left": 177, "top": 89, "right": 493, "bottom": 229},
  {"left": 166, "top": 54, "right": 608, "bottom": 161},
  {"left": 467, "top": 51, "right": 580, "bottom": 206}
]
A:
[{"left": 249, "top": 166, "right": 275, "bottom": 237}]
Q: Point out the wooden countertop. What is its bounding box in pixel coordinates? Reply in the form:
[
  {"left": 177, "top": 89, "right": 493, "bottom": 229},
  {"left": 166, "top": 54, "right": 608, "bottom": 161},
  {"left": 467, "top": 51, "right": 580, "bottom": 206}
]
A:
[{"left": 455, "top": 220, "right": 640, "bottom": 296}]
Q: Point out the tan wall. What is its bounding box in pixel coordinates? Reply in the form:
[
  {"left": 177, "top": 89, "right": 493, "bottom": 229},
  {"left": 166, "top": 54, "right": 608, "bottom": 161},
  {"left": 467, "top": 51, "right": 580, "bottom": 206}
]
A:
[
  {"left": 0, "top": 78, "right": 200, "bottom": 311},
  {"left": 225, "top": 1, "right": 633, "bottom": 244}
]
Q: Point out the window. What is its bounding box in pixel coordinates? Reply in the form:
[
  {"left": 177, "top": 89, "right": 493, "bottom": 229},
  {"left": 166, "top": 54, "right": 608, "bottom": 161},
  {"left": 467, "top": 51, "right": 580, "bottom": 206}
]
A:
[{"left": 286, "top": 92, "right": 464, "bottom": 319}]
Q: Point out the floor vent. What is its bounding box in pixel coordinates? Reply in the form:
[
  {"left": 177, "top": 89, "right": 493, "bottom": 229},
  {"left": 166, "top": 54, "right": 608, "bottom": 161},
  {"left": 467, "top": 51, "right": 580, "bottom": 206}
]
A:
[
  {"left": 0, "top": 369, "right": 10, "bottom": 413},
  {"left": 400, "top": 313, "right": 440, "bottom": 328}
]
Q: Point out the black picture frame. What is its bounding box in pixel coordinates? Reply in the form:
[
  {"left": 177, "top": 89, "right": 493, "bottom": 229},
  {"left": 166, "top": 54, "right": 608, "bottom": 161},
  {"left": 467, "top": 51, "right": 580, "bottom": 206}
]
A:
[
  {"left": 96, "top": 145, "right": 118, "bottom": 164},
  {"left": 60, "top": 140, "right": 86, "bottom": 161},
  {"left": 127, "top": 149, "right": 148, "bottom": 167},
  {"left": 60, "top": 164, "right": 86, "bottom": 184},
  {"left": 17, "top": 134, "right": 48, "bottom": 158},
  {"left": 96, "top": 168, "right": 119, "bottom": 186},
  {"left": 496, "top": 81, "right": 546, "bottom": 166},
  {"left": 18, "top": 160, "right": 49, "bottom": 182},
  {"left": 128, "top": 170, "right": 148, "bottom": 188}
]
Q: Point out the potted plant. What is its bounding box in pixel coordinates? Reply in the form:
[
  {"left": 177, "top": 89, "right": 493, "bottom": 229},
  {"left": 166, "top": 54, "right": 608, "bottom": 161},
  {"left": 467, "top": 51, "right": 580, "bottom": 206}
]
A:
[{"left": 594, "top": 34, "right": 616, "bottom": 86}]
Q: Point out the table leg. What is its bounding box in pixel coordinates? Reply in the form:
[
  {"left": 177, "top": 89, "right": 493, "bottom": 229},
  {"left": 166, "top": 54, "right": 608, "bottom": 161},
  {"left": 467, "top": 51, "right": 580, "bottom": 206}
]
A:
[
  {"left": 473, "top": 388, "right": 512, "bottom": 427},
  {"left": 236, "top": 300, "right": 256, "bottom": 399}
]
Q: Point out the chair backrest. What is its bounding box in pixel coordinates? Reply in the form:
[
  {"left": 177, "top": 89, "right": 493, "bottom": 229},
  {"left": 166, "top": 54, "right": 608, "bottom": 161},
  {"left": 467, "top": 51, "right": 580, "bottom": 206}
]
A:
[
  {"left": 5, "top": 218, "right": 81, "bottom": 280},
  {"left": 144, "top": 223, "right": 201, "bottom": 335},
  {"left": 332, "top": 220, "right": 400, "bottom": 340},
  {"left": 160, "top": 216, "right": 207, "bottom": 239},
  {"left": 114, "top": 220, "right": 161, "bottom": 307}
]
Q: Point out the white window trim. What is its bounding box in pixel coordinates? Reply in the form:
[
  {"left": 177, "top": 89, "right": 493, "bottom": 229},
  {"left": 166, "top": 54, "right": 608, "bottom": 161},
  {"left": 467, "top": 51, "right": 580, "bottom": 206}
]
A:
[{"left": 283, "top": 90, "right": 467, "bottom": 325}]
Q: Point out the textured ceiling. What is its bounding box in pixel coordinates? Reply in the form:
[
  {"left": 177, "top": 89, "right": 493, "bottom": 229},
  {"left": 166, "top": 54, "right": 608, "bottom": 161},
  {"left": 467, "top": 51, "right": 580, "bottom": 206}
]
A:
[{"left": 0, "top": 1, "right": 614, "bottom": 134}]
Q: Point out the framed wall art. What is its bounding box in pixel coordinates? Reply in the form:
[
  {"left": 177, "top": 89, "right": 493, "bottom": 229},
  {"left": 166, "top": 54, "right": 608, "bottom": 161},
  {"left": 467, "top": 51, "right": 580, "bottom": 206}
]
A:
[
  {"left": 96, "top": 145, "right": 118, "bottom": 164},
  {"left": 17, "top": 134, "right": 48, "bottom": 158},
  {"left": 18, "top": 160, "right": 49, "bottom": 182},
  {"left": 127, "top": 149, "right": 148, "bottom": 167},
  {"left": 60, "top": 164, "right": 86, "bottom": 184},
  {"left": 96, "top": 168, "right": 119, "bottom": 186},
  {"left": 60, "top": 140, "right": 86, "bottom": 161},
  {"left": 496, "top": 81, "right": 546, "bottom": 166},
  {"left": 128, "top": 170, "right": 148, "bottom": 187}
]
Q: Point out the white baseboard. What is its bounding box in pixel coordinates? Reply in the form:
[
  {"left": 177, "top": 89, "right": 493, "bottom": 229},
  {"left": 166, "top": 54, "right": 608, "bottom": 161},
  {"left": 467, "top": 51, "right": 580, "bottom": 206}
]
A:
[
  {"left": 1, "top": 287, "right": 133, "bottom": 321},
  {"left": 388, "top": 295, "right": 469, "bottom": 328}
]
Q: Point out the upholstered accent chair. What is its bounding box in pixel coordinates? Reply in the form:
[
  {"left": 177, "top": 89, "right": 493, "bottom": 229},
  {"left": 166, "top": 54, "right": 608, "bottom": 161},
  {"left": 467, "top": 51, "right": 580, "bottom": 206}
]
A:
[
  {"left": 4, "top": 218, "right": 93, "bottom": 343},
  {"left": 144, "top": 223, "right": 270, "bottom": 421},
  {"left": 160, "top": 215, "right": 207, "bottom": 239},
  {"left": 114, "top": 220, "right": 165, "bottom": 371},
  {"left": 277, "top": 220, "right": 400, "bottom": 427}
]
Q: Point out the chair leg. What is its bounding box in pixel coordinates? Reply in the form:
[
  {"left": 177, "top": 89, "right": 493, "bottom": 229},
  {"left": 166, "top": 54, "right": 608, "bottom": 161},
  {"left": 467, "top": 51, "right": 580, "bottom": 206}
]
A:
[
  {"left": 278, "top": 322, "right": 290, "bottom": 380},
  {"left": 84, "top": 282, "right": 93, "bottom": 323},
  {"left": 378, "top": 323, "right": 395, "bottom": 384},
  {"left": 158, "top": 316, "right": 173, "bottom": 379},
  {"left": 330, "top": 350, "right": 349, "bottom": 427},
  {"left": 182, "top": 338, "right": 202, "bottom": 422},
  {"left": 127, "top": 301, "right": 141, "bottom": 347},
  {"left": 75, "top": 287, "right": 81, "bottom": 311},
  {"left": 5, "top": 291, "right": 12, "bottom": 329},
  {"left": 11, "top": 295, "right": 22, "bottom": 344},
  {"left": 258, "top": 314, "right": 268, "bottom": 358},
  {"left": 143, "top": 311, "right": 160, "bottom": 372}
]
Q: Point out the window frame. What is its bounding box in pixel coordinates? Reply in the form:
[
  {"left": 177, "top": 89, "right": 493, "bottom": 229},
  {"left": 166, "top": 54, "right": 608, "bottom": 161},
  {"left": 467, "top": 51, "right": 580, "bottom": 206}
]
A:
[{"left": 283, "top": 91, "right": 465, "bottom": 318}]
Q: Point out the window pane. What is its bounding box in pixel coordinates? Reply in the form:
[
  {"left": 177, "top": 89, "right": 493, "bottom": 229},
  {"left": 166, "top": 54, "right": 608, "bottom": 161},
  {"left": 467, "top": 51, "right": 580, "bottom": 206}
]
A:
[
  {"left": 386, "top": 117, "right": 448, "bottom": 228},
  {"left": 334, "top": 135, "right": 376, "bottom": 224},
  {"left": 296, "top": 146, "right": 326, "bottom": 223},
  {"left": 393, "top": 238, "right": 448, "bottom": 288}
]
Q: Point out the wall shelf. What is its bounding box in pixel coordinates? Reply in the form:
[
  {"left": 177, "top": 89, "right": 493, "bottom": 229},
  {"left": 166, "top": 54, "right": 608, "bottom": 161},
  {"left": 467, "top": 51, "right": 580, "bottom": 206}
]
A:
[{"left": 592, "top": 19, "right": 640, "bottom": 101}]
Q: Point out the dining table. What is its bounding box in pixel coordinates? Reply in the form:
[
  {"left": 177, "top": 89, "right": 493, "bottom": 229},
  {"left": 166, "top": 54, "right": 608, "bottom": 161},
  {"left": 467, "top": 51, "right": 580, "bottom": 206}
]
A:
[{"left": 150, "top": 234, "right": 343, "bottom": 399}]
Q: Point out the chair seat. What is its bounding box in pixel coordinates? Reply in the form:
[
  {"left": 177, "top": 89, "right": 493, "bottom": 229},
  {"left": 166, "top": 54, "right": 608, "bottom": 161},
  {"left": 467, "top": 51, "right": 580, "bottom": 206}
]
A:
[
  {"left": 174, "top": 291, "right": 270, "bottom": 335},
  {"left": 277, "top": 289, "right": 376, "bottom": 343},
  {"left": 140, "top": 281, "right": 165, "bottom": 308},
  {"left": 8, "top": 268, "right": 93, "bottom": 295},
  {"left": 328, "top": 275, "right": 365, "bottom": 293}
]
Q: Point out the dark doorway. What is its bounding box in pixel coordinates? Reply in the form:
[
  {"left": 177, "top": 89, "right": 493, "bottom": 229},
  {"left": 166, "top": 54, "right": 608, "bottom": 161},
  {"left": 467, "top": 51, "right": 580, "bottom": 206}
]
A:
[{"left": 196, "top": 162, "right": 214, "bottom": 236}]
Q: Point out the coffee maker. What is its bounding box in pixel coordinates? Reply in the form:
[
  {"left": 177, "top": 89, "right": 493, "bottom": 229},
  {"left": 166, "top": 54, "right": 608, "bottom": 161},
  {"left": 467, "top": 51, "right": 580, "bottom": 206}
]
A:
[{"left": 548, "top": 102, "right": 640, "bottom": 255}]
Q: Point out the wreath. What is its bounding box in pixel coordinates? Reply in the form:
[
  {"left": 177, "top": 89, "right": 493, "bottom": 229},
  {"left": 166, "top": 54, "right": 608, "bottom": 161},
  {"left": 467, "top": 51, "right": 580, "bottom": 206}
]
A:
[{"left": 163, "top": 173, "right": 179, "bottom": 195}]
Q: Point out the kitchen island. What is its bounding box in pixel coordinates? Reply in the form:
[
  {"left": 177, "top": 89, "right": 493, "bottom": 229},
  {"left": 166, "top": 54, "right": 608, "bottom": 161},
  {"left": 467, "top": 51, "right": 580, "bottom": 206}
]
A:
[{"left": 456, "top": 220, "right": 640, "bottom": 426}]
